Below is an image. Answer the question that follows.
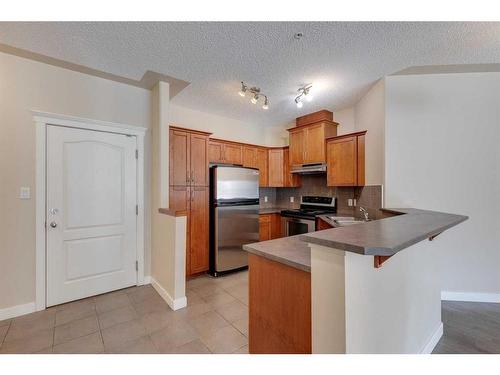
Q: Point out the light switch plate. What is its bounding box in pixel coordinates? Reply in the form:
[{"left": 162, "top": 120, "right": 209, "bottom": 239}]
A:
[
  {"left": 264, "top": 196, "right": 268, "bottom": 203},
  {"left": 290, "top": 196, "right": 294, "bottom": 203},
  {"left": 353, "top": 199, "right": 357, "bottom": 206},
  {"left": 348, "top": 198, "right": 353, "bottom": 207},
  {"left": 20, "top": 187, "right": 31, "bottom": 199}
]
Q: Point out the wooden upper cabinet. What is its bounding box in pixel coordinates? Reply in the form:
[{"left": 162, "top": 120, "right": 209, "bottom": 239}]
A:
[
  {"left": 289, "top": 128, "right": 306, "bottom": 166},
  {"left": 304, "top": 123, "right": 325, "bottom": 164},
  {"left": 208, "top": 140, "right": 243, "bottom": 165},
  {"left": 326, "top": 131, "right": 366, "bottom": 187},
  {"left": 283, "top": 147, "right": 301, "bottom": 187},
  {"left": 256, "top": 147, "right": 269, "bottom": 187},
  {"left": 208, "top": 140, "right": 225, "bottom": 163},
  {"left": 288, "top": 121, "right": 338, "bottom": 166},
  {"left": 267, "top": 148, "right": 301, "bottom": 188},
  {"left": 170, "top": 126, "right": 210, "bottom": 187},
  {"left": 169, "top": 129, "right": 190, "bottom": 186},
  {"left": 268, "top": 149, "right": 284, "bottom": 187},
  {"left": 224, "top": 143, "right": 243, "bottom": 165},
  {"left": 190, "top": 133, "right": 209, "bottom": 186},
  {"left": 243, "top": 146, "right": 258, "bottom": 168}
]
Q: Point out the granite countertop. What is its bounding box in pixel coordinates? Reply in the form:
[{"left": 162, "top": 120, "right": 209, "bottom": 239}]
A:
[
  {"left": 243, "top": 235, "right": 311, "bottom": 272},
  {"left": 243, "top": 208, "right": 468, "bottom": 273},
  {"left": 301, "top": 208, "right": 468, "bottom": 256}
]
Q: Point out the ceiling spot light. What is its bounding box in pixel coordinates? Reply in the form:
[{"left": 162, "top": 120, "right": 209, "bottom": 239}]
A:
[
  {"left": 238, "top": 81, "right": 269, "bottom": 110},
  {"left": 295, "top": 84, "right": 313, "bottom": 108},
  {"left": 238, "top": 82, "right": 247, "bottom": 97},
  {"left": 294, "top": 33, "right": 304, "bottom": 40}
]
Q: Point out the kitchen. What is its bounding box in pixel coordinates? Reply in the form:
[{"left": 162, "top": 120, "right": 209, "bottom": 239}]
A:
[{"left": 167, "top": 109, "right": 466, "bottom": 354}]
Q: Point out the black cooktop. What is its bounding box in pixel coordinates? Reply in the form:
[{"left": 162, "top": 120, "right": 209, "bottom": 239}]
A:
[
  {"left": 281, "top": 208, "right": 335, "bottom": 220},
  {"left": 281, "top": 195, "right": 337, "bottom": 220}
]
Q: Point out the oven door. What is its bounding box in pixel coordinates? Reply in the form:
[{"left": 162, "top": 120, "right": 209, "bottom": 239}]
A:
[{"left": 282, "top": 217, "right": 316, "bottom": 236}]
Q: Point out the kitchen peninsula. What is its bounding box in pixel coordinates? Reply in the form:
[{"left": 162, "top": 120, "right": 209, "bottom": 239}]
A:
[{"left": 243, "top": 208, "right": 468, "bottom": 354}]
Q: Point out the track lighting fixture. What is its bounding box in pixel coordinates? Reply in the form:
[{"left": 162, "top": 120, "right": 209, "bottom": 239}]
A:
[
  {"left": 295, "top": 84, "right": 313, "bottom": 108},
  {"left": 238, "top": 81, "right": 269, "bottom": 110},
  {"left": 262, "top": 97, "right": 269, "bottom": 110}
]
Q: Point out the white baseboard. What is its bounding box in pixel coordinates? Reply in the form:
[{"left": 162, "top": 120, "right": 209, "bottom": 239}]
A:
[
  {"left": 0, "top": 302, "right": 36, "bottom": 321},
  {"left": 441, "top": 291, "right": 500, "bottom": 303},
  {"left": 420, "top": 322, "right": 443, "bottom": 354},
  {"left": 150, "top": 277, "right": 187, "bottom": 311},
  {"left": 142, "top": 276, "right": 152, "bottom": 285}
]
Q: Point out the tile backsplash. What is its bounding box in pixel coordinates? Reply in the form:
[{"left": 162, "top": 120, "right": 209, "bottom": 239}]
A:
[{"left": 259, "top": 174, "right": 383, "bottom": 219}]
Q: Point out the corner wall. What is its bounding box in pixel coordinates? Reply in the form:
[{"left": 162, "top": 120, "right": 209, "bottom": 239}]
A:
[{"left": 385, "top": 72, "right": 500, "bottom": 298}]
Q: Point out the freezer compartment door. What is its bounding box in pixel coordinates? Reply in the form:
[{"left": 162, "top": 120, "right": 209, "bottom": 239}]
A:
[
  {"left": 215, "top": 166, "right": 259, "bottom": 201},
  {"left": 214, "top": 204, "right": 259, "bottom": 272}
]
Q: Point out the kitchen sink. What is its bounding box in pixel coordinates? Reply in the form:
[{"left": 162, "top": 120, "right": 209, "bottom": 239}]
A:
[{"left": 325, "top": 216, "right": 366, "bottom": 226}]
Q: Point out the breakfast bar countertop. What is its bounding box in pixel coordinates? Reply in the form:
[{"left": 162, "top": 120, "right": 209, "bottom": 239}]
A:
[
  {"left": 301, "top": 208, "right": 468, "bottom": 256},
  {"left": 243, "top": 208, "right": 468, "bottom": 273},
  {"left": 243, "top": 234, "right": 311, "bottom": 272}
]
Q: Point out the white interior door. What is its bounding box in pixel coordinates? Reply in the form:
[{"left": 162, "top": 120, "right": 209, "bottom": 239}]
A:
[{"left": 46, "top": 125, "right": 137, "bottom": 306}]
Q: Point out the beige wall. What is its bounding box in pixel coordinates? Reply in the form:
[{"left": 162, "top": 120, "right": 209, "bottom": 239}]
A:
[
  {"left": 0, "top": 52, "right": 152, "bottom": 310},
  {"left": 169, "top": 104, "right": 271, "bottom": 146},
  {"left": 385, "top": 72, "right": 500, "bottom": 298},
  {"left": 353, "top": 79, "right": 385, "bottom": 185}
]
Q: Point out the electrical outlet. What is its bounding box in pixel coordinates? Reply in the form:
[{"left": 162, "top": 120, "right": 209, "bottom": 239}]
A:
[
  {"left": 19, "top": 187, "right": 31, "bottom": 199},
  {"left": 264, "top": 196, "right": 268, "bottom": 203},
  {"left": 353, "top": 199, "right": 357, "bottom": 206},
  {"left": 290, "top": 196, "right": 294, "bottom": 203},
  {"left": 348, "top": 198, "right": 353, "bottom": 207}
]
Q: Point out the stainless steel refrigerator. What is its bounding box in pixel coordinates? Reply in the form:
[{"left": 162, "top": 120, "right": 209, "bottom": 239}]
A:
[{"left": 209, "top": 166, "right": 259, "bottom": 276}]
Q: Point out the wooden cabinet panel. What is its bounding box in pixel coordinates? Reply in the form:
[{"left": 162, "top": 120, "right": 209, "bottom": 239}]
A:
[
  {"left": 256, "top": 147, "right": 268, "bottom": 187},
  {"left": 327, "top": 136, "right": 357, "bottom": 186},
  {"left": 190, "top": 133, "right": 209, "bottom": 186},
  {"left": 268, "top": 149, "right": 284, "bottom": 187},
  {"left": 304, "top": 123, "right": 325, "bottom": 164},
  {"left": 316, "top": 217, "right": 333, "bottom": 231},
  {"left": 259, "top": 215, "right": 271, "bottom": 242},
  {"left": 169, "top": 129, "right": 190, "bottom": 186},
  {"left": 326, "top": 131, "right": 366, "bottom": 187},
  {"left": 249, "top": 254, "right": 311, "bottom": 354},
  {"left": 169, "top": 186, "right": 189, "bottom": 212},
  {"left": 283, "top": 148, "right": 301, "bottom": 187},
  {"left": 243, "top": 146, "right": 258, "bottom": 168},
  {"left": 208, "top": 140, "right": 224, "bottom": 163},
  {"left": 189, "top": 187, "right": 209, "bottom": 274},
  {"left": 259, "top": 213, "right": 282, "bottom": 240},
  {"left": 289, "top": 129, "right": 305, "bottom": 166},
  {"left": 356, "top": 134, "right": 365, "bottom": 186},
  {"left": 224, "top": 143, "right": 243, "bottom": 165},
  {"left": 270, "top": 214, "right": 282, "bottom": 239}
]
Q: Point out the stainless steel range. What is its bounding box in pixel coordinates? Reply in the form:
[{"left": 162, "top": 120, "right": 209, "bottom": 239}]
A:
[{"left": 281, "top": 196, "right": 336, "bottom": 236}]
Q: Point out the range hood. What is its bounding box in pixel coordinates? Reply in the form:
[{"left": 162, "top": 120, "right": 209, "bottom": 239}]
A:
[{"left": 290, "top": 163, "right": 327, "bottom": 174}]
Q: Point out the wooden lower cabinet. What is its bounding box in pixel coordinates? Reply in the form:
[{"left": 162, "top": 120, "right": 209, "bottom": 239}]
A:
[
  {"left": 259, "top": 213, "right": 282, "bottom": 241},
  {"left": 169, "top": 185, "right": 209, "bottom": 276},
  {"left": 316, "top": 217, "right": 333, "bottom": 231},
  {"left": 249, "top": 254, "right": 311, "bottom": 354}
]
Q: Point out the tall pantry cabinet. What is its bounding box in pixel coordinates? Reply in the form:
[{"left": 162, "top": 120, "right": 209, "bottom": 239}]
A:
[{"left": 169, "top": 126, "right": 210, "bottom": 276}]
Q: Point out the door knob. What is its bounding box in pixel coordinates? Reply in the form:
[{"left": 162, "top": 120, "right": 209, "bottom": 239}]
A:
[{"left": 50, "top": 221, "right": 57, "bottom": 228}]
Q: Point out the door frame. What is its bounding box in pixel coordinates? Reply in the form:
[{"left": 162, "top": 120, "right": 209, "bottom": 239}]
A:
[{"left": 33, "top": 111, "right": 147, "bottom": 311}]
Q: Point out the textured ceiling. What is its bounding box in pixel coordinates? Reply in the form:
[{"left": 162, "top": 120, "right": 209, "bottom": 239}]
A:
[{"left": 1, "top": 22, "right": 500, "bottom": 126}]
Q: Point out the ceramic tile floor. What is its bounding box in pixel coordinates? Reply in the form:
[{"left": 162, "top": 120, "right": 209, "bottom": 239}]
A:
[{"left": 0, "top": 270, "right": 249, "bottom": 354}]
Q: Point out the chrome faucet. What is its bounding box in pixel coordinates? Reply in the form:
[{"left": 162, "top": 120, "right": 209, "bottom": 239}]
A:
[{"left": 359, "top": 206, "right": 370, "bottom": 221}]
